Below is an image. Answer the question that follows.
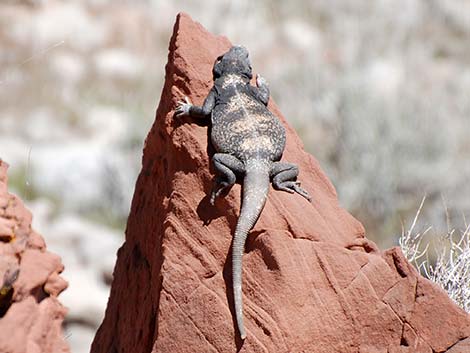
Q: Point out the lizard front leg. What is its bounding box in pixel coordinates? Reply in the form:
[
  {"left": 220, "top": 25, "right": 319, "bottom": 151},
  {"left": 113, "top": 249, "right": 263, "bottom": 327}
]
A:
[
  {"left": 210, "top": 153, "right": 245, "bottom": 205},
  {"left": 175, "top": 87, "right": 216, "bottom": 118},
  {"left": 270, "top": 161, "right": 311, "bottom": 201},
  {"left": 254, "top": 74, "right": 270, "bottom": 106}
]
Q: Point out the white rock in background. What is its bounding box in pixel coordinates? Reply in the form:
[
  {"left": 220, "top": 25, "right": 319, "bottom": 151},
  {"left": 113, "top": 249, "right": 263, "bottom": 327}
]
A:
[
  {"left": 33, "top": 2, "right": 109, "bottom": 50},
  {"left": 22, "top": 106, "right": 135, "bottom": 219},
  {"left": 282, "top": 19, "right": 322, "bottom": 52},
  {"left": 50, "top": 52, "right": 86, "bottom": 84},
  {"left": 27, "top": 141, "right": 136, "bottom": 219},
  {"left": 64, "top": 323, "right": 96, "bottom": 353},
  {"left": 82, "top": 0, "right": 114, "bottom": 7},
  {"left": 0, "top": 67, "right": 25, "bottom": 87},
  {"left": 27, "top": 198, "right": 55, "bottom": 234},
  {"left": 30, "top": 143, "right": 102, "bottom": 207},
  {"left": 60, "top": 266, "right": 111, "bottom": 326},
  {"left": 94, "top": 48, "right": 144, "bottom": 79},
  {"left": 0, "top": 137, "right": 31, "bottom": 171},
  {"left": 365, "top": 59, "right": 404, "bottom": 99},
  {"left": 25, "top": 107, "right": 73, "bottom": 142},
  {"left": 85, "top": 106, "right": 129, "bottom": 144},
  {"left": 49, "top": 214, "right": 122, "bottom": 271},
  {"left": 29, "top": 202, "right": 122, "bottom": 274}
]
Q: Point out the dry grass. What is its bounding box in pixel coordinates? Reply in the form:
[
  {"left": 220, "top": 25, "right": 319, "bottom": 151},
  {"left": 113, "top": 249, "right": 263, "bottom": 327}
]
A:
[{"left": 400, "top": 197, "right": 470, "bottom": 312}]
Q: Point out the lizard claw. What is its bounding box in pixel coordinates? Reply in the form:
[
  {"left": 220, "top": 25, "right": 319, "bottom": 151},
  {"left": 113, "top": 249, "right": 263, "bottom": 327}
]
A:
[
  {"left": 175, "top": 96, "right": 193, "bottom": 117},
  {"left": 256, "top": 74, "right": 267, "bottom": 88},
  {"left": 209, "top": 194, "right": 216, "bottom": 206},
  {"left": 276, "top": 181, "right": 312, "bottom": 202},
  {"left": 293, "top": 183, "right": 312, "bottom": 202},
  {"left": 210, "top": 180, "right": 231, "bottom": 205}
]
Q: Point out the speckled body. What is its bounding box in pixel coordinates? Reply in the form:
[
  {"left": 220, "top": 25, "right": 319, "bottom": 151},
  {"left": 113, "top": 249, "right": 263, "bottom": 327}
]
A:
[
  {"left": 210, "top": 74, "right": 286, "bottom": 163},
  {"left": 176, "top": 46, "right": 311, "bottom": 340}
]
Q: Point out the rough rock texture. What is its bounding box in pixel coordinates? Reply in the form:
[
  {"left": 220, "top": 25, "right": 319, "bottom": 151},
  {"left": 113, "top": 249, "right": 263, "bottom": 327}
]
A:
[
  {"left": 0, "top": 160, "right": 69, "bottom": 353},
  {"left": 91, "top": 13, "right": 470, "bottom": 353}
]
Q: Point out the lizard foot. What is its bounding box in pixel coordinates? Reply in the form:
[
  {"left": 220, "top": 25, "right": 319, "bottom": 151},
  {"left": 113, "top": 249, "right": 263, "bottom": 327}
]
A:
[
  {"left": 175, "top": 96, "right": 193, "bottom": 117},
  {"left": 256, "top": 74, "right": 267, "bottom": 87},
  {"left": 278, "top": 181, "right": 312, "bottom": 202},
  {"left": 209, "top": 181, "right": 230, "bottom": 205}
]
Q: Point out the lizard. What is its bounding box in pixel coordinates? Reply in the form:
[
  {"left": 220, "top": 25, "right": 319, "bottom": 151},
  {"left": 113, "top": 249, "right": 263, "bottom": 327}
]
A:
[{"left": 175, "top": 45, "right": 311, "bottom": 340}]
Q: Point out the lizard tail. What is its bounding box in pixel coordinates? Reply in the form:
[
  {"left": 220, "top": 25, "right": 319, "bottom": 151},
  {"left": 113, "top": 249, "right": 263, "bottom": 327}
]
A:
[{"left": 232, "top": 162, "right": 270, "bottom": 340}]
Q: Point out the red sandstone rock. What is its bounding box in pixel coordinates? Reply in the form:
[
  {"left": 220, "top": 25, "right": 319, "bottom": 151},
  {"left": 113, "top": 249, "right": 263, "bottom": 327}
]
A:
[
  {"left": 91, "top": 13, "right": 470, "bottom": 353},
  {"left": 0, "top": 160, "right": 69, "bottom": 353}
]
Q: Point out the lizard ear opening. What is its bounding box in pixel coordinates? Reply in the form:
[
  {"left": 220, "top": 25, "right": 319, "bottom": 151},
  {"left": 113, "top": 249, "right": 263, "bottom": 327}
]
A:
[
  {"left": 213, "top": 55, "right": 224, "bottom": 78},
  {"left": 242, "top": 63, "right": 253, "bottom": 80}
]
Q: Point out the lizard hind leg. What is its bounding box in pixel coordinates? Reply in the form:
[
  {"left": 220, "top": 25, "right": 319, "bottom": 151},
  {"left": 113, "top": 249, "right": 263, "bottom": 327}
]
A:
[
  {"left": 270, "top": 161, "right": 312, "bottom": 201},
  {"left": 210, "top": 153, "right": 245, "bottom": 205}
]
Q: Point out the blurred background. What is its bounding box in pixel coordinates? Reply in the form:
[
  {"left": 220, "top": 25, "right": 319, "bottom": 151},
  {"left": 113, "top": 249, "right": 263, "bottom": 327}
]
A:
[{"left": 1, "top": 0, "right": 469, "bottom": 352}]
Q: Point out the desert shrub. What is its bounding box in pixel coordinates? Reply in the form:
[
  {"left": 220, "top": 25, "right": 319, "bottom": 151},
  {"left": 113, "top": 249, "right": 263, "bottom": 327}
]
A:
[{"left": 400, "top": 197, "right": 470, "bottom": 312}]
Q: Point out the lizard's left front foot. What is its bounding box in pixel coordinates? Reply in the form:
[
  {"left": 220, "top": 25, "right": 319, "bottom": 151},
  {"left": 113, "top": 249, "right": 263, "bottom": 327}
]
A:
[
  {"left": 175, "top": 96, "right": 193, "bottom": 117},
  {"left": 256, "top": 74, "right": 267, "bottom": 88}
]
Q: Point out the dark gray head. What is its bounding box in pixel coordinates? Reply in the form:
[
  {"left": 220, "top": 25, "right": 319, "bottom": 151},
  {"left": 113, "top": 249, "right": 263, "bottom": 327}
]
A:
[{"left": 213, "top": 45, "right": 252, "bottom": 80}]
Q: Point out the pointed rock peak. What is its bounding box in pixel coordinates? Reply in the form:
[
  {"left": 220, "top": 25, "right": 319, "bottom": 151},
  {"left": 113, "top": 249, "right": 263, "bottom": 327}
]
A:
[{"left": 91, "top": 13, "right": 470, "bottom": 353}]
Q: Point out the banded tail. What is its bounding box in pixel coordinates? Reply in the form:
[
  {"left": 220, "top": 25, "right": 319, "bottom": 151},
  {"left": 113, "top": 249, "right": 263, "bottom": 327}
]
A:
[{"left": 232, "top": 161, "right": 270, "bottom": 340}]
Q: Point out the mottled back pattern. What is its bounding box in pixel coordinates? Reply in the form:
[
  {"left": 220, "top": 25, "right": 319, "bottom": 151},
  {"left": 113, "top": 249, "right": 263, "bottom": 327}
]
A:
[{"left": 211, "top": 74, "right": 286, "bottom": 162}]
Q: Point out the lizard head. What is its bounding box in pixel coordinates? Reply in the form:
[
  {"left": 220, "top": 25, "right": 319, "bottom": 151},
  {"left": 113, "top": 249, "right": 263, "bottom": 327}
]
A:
[{"left": 213, "top": 45, "right": 252, "bottom": 81}]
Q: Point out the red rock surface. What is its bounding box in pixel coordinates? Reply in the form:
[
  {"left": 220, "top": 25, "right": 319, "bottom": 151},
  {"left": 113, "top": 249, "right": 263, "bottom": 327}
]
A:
[
  {"left": 0, "top": 160, "right": 69, "bottom": 353},
  {"left": 91, "top": 13, "right": 470, "bottom": 353}
]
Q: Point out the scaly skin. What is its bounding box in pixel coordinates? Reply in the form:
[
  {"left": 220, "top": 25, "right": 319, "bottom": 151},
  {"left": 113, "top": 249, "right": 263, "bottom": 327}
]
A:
[{"left": 176, "top": 46, "right": 311, "bottom": 340}]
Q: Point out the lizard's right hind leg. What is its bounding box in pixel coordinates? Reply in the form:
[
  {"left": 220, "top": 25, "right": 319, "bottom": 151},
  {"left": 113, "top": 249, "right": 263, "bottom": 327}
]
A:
[
  {"left": 270, "top": 161, "right": 311, "bottom": 201},
  {"left": 210, "top": 153, "right": 245, "bottom": 205}
]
